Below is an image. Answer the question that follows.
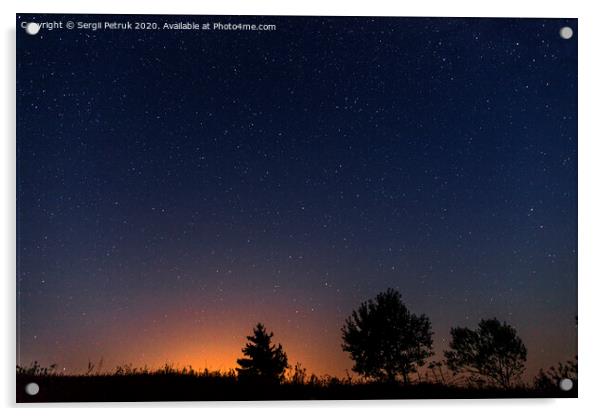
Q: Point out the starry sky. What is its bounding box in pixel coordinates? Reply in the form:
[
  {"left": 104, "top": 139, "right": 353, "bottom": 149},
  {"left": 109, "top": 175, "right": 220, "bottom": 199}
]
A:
[{"left": 17, "top": 15, "right": 577, "bottom": 379}]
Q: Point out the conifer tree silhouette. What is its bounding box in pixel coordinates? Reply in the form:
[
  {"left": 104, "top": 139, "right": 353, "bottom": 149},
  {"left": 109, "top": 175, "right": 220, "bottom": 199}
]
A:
[{"left": 236, "top": 323, "right": 288, "bottom": 384}]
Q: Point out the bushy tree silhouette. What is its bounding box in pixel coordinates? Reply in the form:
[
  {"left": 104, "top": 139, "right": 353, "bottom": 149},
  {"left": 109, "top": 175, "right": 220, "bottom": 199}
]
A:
[
  {"left": 236, "top": 323, "right": 288, "bottom": 384},
  {"left": 533, "top": 356, "right": 577, "bottom": 391},
  {"left": 341, "top": 288, "right": 433, "bottom": 384},
  {"left": 444, "top": 318, "right": 527, "bottom": 388}
]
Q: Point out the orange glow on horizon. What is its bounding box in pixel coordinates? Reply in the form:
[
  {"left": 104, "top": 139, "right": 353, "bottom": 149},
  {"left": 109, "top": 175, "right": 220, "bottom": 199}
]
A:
[{"left": 19, "top": 283, "right": 576, "bottom": 380}]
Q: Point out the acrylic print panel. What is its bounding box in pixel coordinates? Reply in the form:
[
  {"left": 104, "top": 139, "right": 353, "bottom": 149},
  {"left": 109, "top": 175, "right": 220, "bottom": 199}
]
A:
[{"left": 16, "top": 14, "right": 577, "bottom": 402}]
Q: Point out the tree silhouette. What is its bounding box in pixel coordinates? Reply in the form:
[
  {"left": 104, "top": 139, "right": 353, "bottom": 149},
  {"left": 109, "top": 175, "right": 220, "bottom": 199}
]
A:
[
  {"left": 444, "top": 318, "right": 527, "bottom": 388},
  {"left": 533, "top": 356, "right": 577, "bottom": 391},
  {"left": 341, "top": 288, "right": 433, "bottom": 384},
  {"left": 236, "top": 323, "right": 288, "bottom": 384}
]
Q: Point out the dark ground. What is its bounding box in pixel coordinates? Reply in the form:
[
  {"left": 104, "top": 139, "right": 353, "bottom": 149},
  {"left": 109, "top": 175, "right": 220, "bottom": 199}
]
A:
[{"left": 16, "top": 374, "right": 576, "bottom": 402}]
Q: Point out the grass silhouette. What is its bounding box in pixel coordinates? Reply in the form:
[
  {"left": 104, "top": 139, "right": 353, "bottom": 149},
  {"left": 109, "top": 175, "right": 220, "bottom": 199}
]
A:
[{"left": 16, "top": 361, "right": 576, "bottom": 402}]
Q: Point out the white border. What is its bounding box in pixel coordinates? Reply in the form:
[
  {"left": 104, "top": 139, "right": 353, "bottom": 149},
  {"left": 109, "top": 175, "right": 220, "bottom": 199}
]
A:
[{"left": 2, "top": 1, "right": 601, "bottom": 415}]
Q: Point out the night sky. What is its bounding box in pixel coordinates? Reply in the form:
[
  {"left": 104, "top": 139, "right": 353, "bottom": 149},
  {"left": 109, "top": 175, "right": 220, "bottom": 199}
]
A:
[{"left": 17, "top": 15, "right": 577, "bottom": 379}]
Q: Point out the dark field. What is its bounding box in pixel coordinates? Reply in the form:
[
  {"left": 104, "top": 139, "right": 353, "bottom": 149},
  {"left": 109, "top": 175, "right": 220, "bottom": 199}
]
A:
[{"left": 16, "top": 373, "right": 576, "bottom": 402}]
